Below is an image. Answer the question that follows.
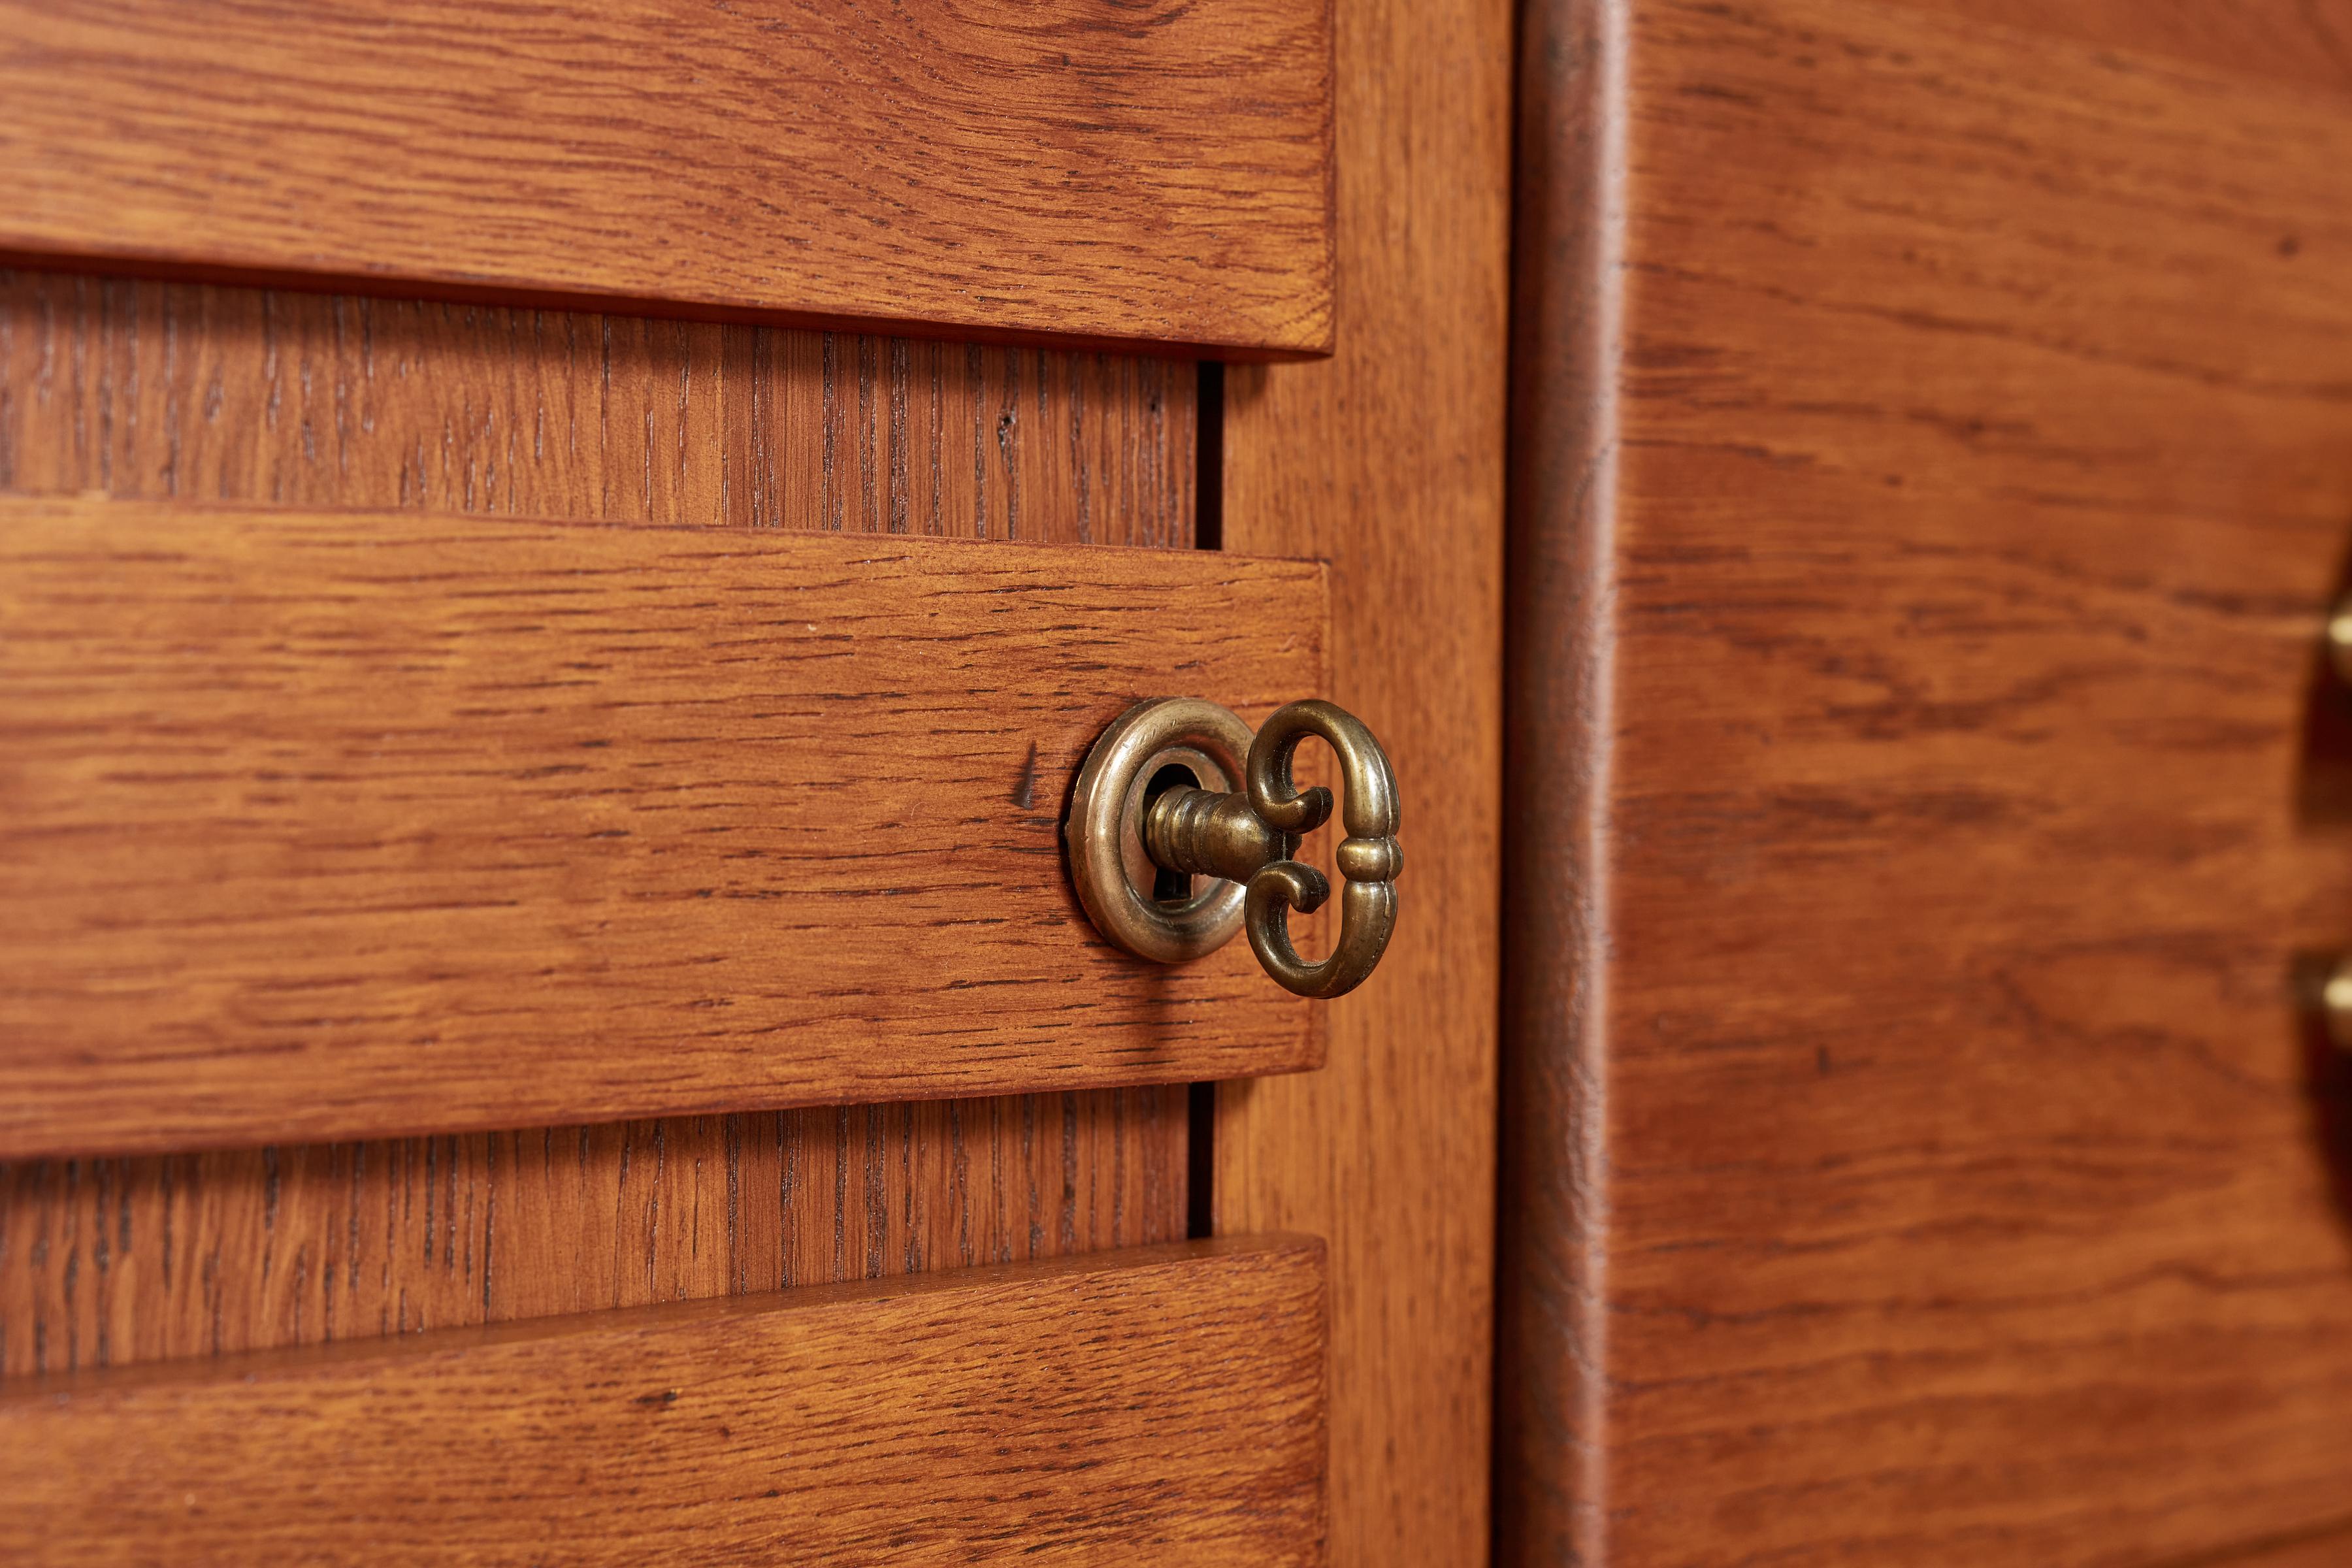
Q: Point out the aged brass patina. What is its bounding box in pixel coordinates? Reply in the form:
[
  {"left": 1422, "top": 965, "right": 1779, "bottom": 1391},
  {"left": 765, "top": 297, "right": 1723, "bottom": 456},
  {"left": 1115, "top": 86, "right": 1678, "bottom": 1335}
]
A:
[{"left": 1066, "top": 697, "right": 1401, "bottom": 998}]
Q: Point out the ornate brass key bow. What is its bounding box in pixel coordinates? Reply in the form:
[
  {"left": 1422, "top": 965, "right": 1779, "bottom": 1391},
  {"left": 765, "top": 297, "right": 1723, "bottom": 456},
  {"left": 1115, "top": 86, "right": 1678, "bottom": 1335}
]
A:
[{"left": 1066, "top": 698, "right": 1402, "bottom": 998}]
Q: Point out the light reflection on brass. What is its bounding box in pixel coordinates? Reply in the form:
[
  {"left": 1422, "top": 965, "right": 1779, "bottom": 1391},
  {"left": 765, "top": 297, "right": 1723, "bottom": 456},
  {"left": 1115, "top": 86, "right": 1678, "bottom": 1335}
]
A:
[
  {"left": 2328, "top": 594, "right": 2352, "bottom": 686},
  {"left": 1066, "top": 696, "right": 1401, "bottom": 998},
  {"left": 2325, "top": 957, "right": 2352, "bottom": 1053}
]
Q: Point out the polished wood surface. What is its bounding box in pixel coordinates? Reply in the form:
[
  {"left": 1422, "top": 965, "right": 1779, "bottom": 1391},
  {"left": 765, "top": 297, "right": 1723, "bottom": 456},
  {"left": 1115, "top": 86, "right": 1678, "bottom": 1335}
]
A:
[
  {"left": 0, "top": 2, "right": 1333, "bottom": 355},
  {"left": 1495, "top": 0, "right": 1617, "bottom": 1558},
  {"left": 1911, "top": 1, "right": 2352, "bottom": 95},
  {"left": 0, "top": 1237, "right": 1328, "bottom": 1565},
  {"left": 2204, "top": 1526, "right": 2352, "bottom": 1568},
  {"left": 0, "top": 271, "right": 1198, "bottom": 544},
  {"left": 1503, "top": 1, "right": 2352, "bottom": 1563},
  {"left": 1214, "top": 0, "right": 1509, "bottom": 1560},
  {"left": 0, "top": 1090, "right": 1184, "bottom": 1377},
  {"left": 0, "top": 273, "right": 1196, "bottom": 1401},
  {"left": 0, "top": 494, "right": 1321, "bottom": 1158}
]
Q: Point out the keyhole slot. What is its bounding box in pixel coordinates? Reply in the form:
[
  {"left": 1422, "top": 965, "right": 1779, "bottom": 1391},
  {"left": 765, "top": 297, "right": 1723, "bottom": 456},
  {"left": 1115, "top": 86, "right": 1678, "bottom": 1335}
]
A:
[{"left": 1143, "top": 761, "right": 1200, "bottom": 904}]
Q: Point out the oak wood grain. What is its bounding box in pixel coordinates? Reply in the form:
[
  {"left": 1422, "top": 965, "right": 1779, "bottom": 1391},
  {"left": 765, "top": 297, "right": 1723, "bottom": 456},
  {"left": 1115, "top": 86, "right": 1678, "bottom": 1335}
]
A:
[
  {"left": 1213, "top": 0, "right": 1509, "bottom": 1560},
  {"left": 1897, "top": 0, "right": 2352, "bottom": 97},
  {"left": 0, "top": 272, "right": 1197, "bottom": 1387},
  {"left": 0, "top": 1236, "right": 1328, "bottom": 1566},
  {"left": 0, "top": 494, "right": 1322, "bottom": 1158},
  {"left": 0, "top": 271, "right": 1198, "bottom": 545},
  {"left": 0, "top": 1, "right": 1335, "bottom": 356},
  {"left": 0, "top": 1090, "right": 1184, "bottom": 1377},
  {"left": 1503, "top": 1, "right": 2352, "bottom": 1563}
]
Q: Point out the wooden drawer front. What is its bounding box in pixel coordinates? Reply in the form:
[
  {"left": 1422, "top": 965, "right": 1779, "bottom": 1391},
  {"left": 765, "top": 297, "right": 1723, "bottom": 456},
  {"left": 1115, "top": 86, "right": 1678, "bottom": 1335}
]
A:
[
  {"left": 1503, "top": 1, "right": 2352, "bottom": 1563},
  {"left": 0, "top": 493, "right": 1326, "bottom": 1158},
  {"left": 0, "top": 1, "right": 1333, "bottom": 355},
  {"left": 0, "top": 1236, "right": 1328, "bottom": 1565}
]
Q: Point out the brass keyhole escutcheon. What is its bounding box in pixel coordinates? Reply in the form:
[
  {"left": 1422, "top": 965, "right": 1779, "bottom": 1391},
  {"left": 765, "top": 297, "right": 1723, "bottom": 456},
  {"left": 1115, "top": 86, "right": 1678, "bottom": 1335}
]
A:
[{"left": 1064, "top": 698, "right": 1401, "bottom": 998}]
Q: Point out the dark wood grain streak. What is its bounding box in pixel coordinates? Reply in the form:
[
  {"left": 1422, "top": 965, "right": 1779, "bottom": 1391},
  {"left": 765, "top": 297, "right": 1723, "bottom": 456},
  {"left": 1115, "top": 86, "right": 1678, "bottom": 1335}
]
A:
[
  {"left": 0, "top": 0, "right": 1335, "bottom": 355},
  {"left": 2174, "top": 1520, "right": 2352, "bottom": 1568},
  {"left": 0, "top": 272, "right": 1196, "bottom": 1376},
  {"left": 0, "top": 1237, "right": 1327, "bottom": 1565},
  {"left": 0, "top": 1091, "right": 1184, "bottom": 1379},
  {"left": 1503, "top": 1, "right": 2352, "bottom": 1563}
]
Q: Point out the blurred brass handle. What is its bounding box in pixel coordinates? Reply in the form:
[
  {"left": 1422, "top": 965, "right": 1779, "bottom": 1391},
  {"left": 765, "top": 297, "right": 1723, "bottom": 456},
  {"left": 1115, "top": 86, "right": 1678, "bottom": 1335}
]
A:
[
  {"left": 1066, "top": 698, "right": 1401, "bottom": 998},
  {"left": 2317, "top": 598, "right": 2352, "bottom": 1049},
  {"left": 2325, "top": 958, "right": 2352, "bottom": 1051},
  {"left": 2328, "top": 596, "right": 2352, "bottom": 683}
]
